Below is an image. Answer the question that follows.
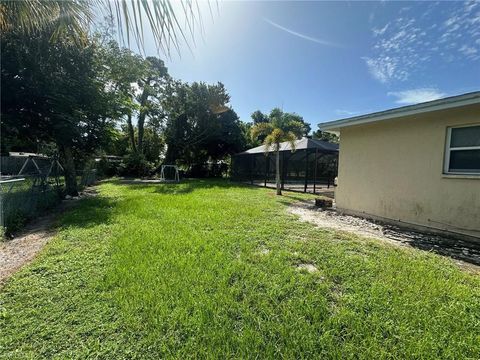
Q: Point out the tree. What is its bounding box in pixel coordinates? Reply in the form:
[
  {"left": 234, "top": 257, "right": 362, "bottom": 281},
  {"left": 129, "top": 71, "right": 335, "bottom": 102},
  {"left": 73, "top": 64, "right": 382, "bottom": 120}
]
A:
[
  {"left": 99, "top": 39, "right": 147, "bottom": 153},
  {"left": 251, "top": 110, "right": 269, "bottom": 124},
  {"left": 1, "top": 28, "right": 114, "bottom": 195},
  {"left": 271, "top": 109, "right": 311, "bottom": 136},
  {"left": 162, "top": 81, "right": 245, "bottom": 176},
  {"left": 239, "top": 122, "right": 261, "bottom": 149},
  {"left": 312, "top": 127, "right": 339, "bottom": 143},
  {"left": 251, "top": 111, "right": 306, "bottom": 195},
  {"left": 0, "top": 0, "right": 209, "bottom": 186},
  {"left": 99, "top": 39, "right": 169, "bottom": 167},
  {"left": 250, "top": 108, "right": 310, "bottom": 140},
  {"left": 136, "top": 57, "right": 168, "bottom": 154},
  {"left": 0, "top": 0, "right": 200, "bottom": 54}
]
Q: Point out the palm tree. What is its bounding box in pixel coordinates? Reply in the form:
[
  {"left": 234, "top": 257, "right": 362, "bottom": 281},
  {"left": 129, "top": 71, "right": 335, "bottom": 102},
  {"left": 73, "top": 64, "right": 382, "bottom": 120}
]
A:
[
  {"left": 0, "top": 0, "right": 200, "bottom": 53},
  {"left": 251, "top": 110, "right": 305, "bottom": 195}
]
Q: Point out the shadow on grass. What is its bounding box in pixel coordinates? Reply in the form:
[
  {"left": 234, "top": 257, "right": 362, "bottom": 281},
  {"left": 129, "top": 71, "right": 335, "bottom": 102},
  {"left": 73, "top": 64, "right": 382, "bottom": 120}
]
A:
[
  {"left": 60, "top": 196, "right": 117, "bottom": 230},
  {"left": 381, "top": 226, "right": 480, "bottom": 267},
  {"left": 275, "top": 193, "right": 318, "bottom": 208},
  {"left": 111, "top": 178, "right": 262, "bottom": 195}
]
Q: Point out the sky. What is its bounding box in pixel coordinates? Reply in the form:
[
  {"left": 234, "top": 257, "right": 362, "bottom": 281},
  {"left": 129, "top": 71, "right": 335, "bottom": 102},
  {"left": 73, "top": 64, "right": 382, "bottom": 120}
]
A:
[{"left": 137, "top": 0, "right": 480, "bottom": 130}]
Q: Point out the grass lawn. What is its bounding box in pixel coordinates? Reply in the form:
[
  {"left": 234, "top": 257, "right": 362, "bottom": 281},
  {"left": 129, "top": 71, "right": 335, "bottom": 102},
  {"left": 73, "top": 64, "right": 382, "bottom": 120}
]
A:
[{"left": 1, "top": 179, "right": 479, "bottom": 359}]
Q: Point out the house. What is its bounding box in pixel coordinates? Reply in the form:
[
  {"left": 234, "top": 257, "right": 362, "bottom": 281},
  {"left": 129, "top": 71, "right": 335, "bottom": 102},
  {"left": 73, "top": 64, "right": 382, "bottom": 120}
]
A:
[
  {"left": 232, "top": 137, "right": 339, "bottom": 194},
  {"left": 319, "top": 91, "right": 480, "bottom": 241}
]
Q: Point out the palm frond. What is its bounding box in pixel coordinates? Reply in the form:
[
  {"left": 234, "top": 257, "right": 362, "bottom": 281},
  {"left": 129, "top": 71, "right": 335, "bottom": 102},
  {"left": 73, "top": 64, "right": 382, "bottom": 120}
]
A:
[
  {"left": 0, "top": 1, "right": 91, "bottom": 42},
  {"left": 263, "top": 128, "right": 284, "bottom": 153},
  {"left": 284, "top": 120, "right": 306, "bottom": 138},
  {"left": 111, "top": 0, "right": 204, "bottom": 56},
  {"left": 0, "top": 0, "right": 204, "bottom": 56},
  {"left": 251, "top": 111, "right": 305, "bottom": 155},
  {"left": 51, "top": 1, "right": 92, "bottom": 44},
  {"left": 263, "top": 133, "right": 275, "bottom": 153},
  {"left": 250, "top": 122, "right": 274, "bottom": 140},
  {"left": 284, "top": 131, "right": 298, "bottom": 152}
]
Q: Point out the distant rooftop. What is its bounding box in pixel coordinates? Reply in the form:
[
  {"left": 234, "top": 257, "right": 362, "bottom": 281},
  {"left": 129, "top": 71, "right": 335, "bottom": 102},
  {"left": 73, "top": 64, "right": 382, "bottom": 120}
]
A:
[
  {"left": 237, "top": 137, "right": 339, "bottom": 155},
  {"left": 319, "top": 91, "right": 480, "bottom": 132},
  {"left": 8, "top": 152, "right": 49, "bottom": 159}
]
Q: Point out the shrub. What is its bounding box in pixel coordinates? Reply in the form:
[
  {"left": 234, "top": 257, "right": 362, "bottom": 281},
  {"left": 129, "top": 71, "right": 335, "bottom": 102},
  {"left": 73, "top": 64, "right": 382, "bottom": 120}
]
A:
[
  {"left": 119, "top": 153, "right": 155, "bottom": 177},
  {"left": 96, "top": 156, "right": 119, "bottom": 177}
]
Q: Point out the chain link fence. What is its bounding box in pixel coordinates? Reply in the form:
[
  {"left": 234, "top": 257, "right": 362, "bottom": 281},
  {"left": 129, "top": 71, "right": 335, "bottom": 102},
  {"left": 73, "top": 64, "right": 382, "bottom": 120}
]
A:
[{"left": 0, "top": 155, "right": 97, "bottom": 236}]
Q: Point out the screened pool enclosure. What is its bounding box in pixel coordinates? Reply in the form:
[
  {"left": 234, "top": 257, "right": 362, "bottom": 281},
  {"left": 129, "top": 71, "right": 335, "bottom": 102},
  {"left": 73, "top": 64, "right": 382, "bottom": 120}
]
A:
[{"left": 231, "top": 137, "right": 339, "bottom": 194}]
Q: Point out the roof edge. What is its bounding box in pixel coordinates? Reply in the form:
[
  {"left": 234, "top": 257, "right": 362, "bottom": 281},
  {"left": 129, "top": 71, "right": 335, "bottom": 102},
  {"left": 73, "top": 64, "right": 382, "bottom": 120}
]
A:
[
  {"left": 235, "top": 137, "right": 338, "bottom": 155},
  {"left": 318, "top": 91, "right": 480, "bottom": 132}
]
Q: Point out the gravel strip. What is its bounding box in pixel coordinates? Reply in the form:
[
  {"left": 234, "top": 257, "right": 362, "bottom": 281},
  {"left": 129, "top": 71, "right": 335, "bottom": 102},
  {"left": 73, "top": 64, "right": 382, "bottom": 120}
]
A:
[
  {"left": 0, "top": 188, "right": 97, "bottom": 286},
  {"left": 288, "top": 202, "right": 480, "bottom": 272}
]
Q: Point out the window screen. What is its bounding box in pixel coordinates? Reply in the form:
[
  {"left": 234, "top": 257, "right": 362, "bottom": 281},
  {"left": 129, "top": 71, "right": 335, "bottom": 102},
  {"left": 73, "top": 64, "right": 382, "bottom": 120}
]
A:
[
  {"left": 450, "top": 125, "right": 480, "bottom": 147},
  {"left": 445, "top": 125, "right": 480, "bottom": 174}
]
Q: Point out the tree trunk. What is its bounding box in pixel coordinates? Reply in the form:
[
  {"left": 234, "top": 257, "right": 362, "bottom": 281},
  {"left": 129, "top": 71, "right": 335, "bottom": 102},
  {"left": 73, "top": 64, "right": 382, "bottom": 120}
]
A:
[
  {"left": 137, "top": 86, "right": 149, "bottom": 154},
  {"left": 62, "top": 145, "right": 78, "bottom": 196},
  {"left": 127, "top": 113, "right": 137, "bottom": 153},
  {"left": 275, "top": 149, "right": 282, "bottom": 195},
  {"left": 137, "top": 111, "right": 145, "bottom": 153},
  {"left": 164, "top": 144, "right": 176, "bottom": 164}
]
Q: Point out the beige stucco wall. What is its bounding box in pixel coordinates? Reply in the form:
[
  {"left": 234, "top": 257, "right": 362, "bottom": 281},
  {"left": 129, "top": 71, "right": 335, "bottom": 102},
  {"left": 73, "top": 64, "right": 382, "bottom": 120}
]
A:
[{"left": 336, "top": 103, "right": 480, "bottom": 239}]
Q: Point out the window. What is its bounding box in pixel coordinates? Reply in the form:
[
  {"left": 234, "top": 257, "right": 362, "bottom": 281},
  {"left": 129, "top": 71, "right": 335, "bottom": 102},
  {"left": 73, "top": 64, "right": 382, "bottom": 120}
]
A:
[{"left": 444, "top": 124, "right": 480, "bottom": 175}]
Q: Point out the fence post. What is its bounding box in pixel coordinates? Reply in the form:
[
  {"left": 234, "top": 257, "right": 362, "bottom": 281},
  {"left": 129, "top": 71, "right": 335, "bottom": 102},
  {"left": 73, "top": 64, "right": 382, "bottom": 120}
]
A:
[
  {"left": 304, "top": 149, "right": 309, "bottom": 193},
  {"left": 250, "top": 155, "right": 254, "bottom": 185},
  {"left": 264, "top": 155, "right": 268, "bottom": 187},
  {"left": 0, "top": 183, "right": 3, "bottom": 234},
  {"left": 0, "top": 178, "right": 26, "bottom": 236},
  {"left": 313, "top": 148, "right": 318, "bottom": 194}
]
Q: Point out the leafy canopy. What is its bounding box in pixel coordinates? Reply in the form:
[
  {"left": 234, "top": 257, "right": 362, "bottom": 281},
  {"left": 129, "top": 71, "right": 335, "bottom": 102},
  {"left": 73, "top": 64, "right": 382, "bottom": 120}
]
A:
[
  {"left": 312, "top": 126, "right": 339, "bottom": 143},
  {"left": 1, "top": 27, "right": 114, "bottom": 156},
  {"left": 162, "top": 81, "right": 245, "bottom": 175},
  {"left": 251, "top": 108, "right": 307, "bottom": 152}
]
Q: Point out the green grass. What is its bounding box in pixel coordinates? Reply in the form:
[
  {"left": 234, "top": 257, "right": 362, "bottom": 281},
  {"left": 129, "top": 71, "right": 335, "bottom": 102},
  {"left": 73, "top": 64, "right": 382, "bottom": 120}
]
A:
[{"left": 1, "top": 179, "right": 479, "bottom": 359}]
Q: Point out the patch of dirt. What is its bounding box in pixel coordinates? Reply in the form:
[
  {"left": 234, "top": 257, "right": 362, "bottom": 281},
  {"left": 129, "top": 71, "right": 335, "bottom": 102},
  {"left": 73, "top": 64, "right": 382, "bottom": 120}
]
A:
[
  {"left": 257, "top": 247, "right": 270, "bottom": 256},
  {"left": 118, "top": 178, "right": 178, "bottom": 184},
  {"left": 288, "top": 202, "right": 480, "bottom": 273},
  {"left": 296, "top": 263, "right": 319, "bottom": 273},
  {"left": 0, "top": 188, "right": 97, "bottom": 286}
]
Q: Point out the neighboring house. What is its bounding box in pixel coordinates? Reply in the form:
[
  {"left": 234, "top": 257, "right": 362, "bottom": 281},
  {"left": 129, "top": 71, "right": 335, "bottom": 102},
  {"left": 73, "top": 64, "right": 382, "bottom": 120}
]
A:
[{"left": 319, "top": 91, "right": 480, "bottom": 241}]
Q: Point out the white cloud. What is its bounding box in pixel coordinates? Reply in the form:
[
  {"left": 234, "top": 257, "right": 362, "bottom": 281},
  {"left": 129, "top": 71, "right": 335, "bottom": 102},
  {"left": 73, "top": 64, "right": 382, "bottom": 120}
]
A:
[
  {"left": 439, "top": 1, "right": 480, "bottom": 59},
  {"left": 459, "top": 44, "right": 478, "bottom": 55},
  {"left": 388, "top": 88, "right": 446, "bottom": 105},
  {"left": 372, "top": 23, "right": 389, "bottom": 37},
  {"left": 464, "top": 0, "right": 478, "bottom": 12},
  {"left": 263, "top": 18, "right": 341, "bottom": 47},
  {"left": 444, "top": 16, "right": 459, "bottom": 27},
  {"left": 458, "top": 43, "right": 480, "bottom": 60},
  {"left": 364, "top": 16, "right": 424, "bottom": 82},
  {"left": 365, "top": 1, "right": 480, "bottom": 83},
  {"left": 363, "top": 56, "right": 407, "bottom": 83},
  {"left": 363, "top": 57, "right": 392, "bottom": 83}
]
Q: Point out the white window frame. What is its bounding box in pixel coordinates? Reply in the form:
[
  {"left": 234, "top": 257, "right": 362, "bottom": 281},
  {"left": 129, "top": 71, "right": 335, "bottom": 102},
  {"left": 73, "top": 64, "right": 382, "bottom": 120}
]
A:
[{"left": 444, "top": 124, "right": 480, "bottom": 175}]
